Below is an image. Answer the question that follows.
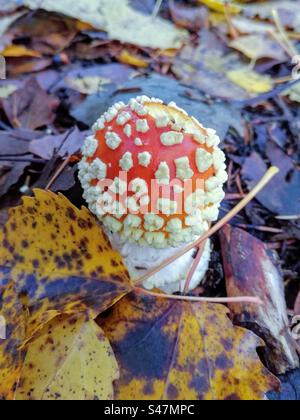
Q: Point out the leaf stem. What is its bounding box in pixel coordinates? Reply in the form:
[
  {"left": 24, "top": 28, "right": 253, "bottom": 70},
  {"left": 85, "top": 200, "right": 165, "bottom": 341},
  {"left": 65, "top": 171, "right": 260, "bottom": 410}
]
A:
[
  {"left": 134, "top": 287, "right": 263, "bottom": 305},
  {"left": 152, "top": 0, "right": 164, "bottom": 19},
  {"left": 135, "top": 166, "right": 279, "bottom": 287}
]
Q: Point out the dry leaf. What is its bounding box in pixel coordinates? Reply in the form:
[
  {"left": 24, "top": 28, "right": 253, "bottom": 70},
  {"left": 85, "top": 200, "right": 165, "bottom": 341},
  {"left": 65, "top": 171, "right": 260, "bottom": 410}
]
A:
[
  {"left": 0, "top": 12, "right": 25, "bottom": 38},
  {"left": 198, "top": 0, "right": 241, "bottom": 14},
  {"left": 229, "top": 34, "right": 287, "bottom": 61},
  {"left": 0, "top": 281, "right": 27, "bottom": 400},
  {"left": 23, "top": 0, "right": 188, "bottom": 49},
  {"left": 0, "top": 189, "right": 132, "bottom": 340},
  {"left": 1, "top": 45, "right": 42, "bottom": 58},
  {"left": 0, "top": 84, "right": 18, "bottom": 99},
  {"left": 99, "top": 292, "right": 279, "bottom": 400},
  {"left": 118, "top": 50, "right": 148, "bottom": 68},
  {"left": 220, "top": 225, "right": 299, "bottom": 374},
  {"left": 226, "top": 67, "right": 274, "bottom": 94},
  {"left": 3, "top": 77, "right": 59, "bottom": 130},
  {"left": 16, "top": 314, "right": 119, "bottom": 400}
]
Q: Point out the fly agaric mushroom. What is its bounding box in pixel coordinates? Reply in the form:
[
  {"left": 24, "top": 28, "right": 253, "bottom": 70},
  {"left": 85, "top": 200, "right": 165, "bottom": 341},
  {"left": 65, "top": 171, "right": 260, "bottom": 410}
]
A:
[{"left": 78, "top": 96, "right": 227, "bottom": 293}]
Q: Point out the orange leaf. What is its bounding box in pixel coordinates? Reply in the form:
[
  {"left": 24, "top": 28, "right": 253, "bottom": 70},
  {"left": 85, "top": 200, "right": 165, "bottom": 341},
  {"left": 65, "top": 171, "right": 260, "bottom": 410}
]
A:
[
  {"left": 118, "top": 50, "right": 148, "bottom": 68},
  {"left": 2, "top": 45, "right": 42, "bottom": 58},
  {"left": 99, "top": 291, "right": 279, "bottom": 400}
]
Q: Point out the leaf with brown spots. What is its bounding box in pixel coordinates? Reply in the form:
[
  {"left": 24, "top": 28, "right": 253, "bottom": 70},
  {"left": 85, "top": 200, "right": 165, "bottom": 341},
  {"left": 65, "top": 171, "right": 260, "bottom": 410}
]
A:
[
  {"left": 0, "top": 189, "right": 132, "bottom": 341},
  {"left": 0, "top": 281, "right": 28, "bottom": 400},
  {"left": 99, "top": 292, "right": 279, "bottom": 400},
  {"left": 15, "top": 314, "right": 119, "bottom": 400}
]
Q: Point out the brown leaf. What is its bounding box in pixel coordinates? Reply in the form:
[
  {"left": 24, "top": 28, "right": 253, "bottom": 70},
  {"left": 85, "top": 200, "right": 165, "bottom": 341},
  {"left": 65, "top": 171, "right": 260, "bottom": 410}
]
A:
[
  {"left": 220, "top": 225, "right": 299, "bottom": 374},
  {"left": 99, "top": 291, "right": 279, "bottom": 400},
  {"left": 0, "top": 158, "right": 31, "bottom": 197},
  {"left": 169, "top": 0, "right": 209, "bottom": 31},
  {"left": 3, "top": 77, "right": 59, "bottom": 130},
  {"left": 295, "top": 293, "right": 300, "bottom": 316}
]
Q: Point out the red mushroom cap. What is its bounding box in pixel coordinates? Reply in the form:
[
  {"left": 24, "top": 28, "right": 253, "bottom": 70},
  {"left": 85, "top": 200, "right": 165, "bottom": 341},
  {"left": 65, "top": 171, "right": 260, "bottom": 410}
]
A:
[{"left": 78, "top": 96, "right": 227, "bottom": 248}]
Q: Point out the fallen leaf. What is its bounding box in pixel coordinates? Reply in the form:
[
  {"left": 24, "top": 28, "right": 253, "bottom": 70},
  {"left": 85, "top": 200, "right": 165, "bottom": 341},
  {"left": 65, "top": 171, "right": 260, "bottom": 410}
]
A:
[
  {"left": 3, "top": 77, "right": 59, "bottom": 129},
  {"left": 220, "top": 225, "right": 299, "bottom": 374},
  {"left": 1, "top": 44, "right": 42, "bottom": 58},
  {"left": 229, "top": 34, "right": 287, "bottom": 61},
  {"left": 65, "top": 76, "right": 110, "bottom": 95},
  {"left": 0, "top": 84, "right": 18, "bottom": 99},
  {"left": 0, "top": 12, "right": 25, "bottom": 38},
  {"left": 242, "top": 142, "right": 300, "bottom": 216},
  {"left": 71, "top": 73, "right": 244, "bottom": 140},
  {"left": 6, "top": 57, "right": 53, "bottom": 76},
  {"left": 198, "top": 0, "right": 241, "bottom": 14},
  {"left": 231, "top": 16, "right": 275, "bottom": 35},
  {"left": 268, "top": 369, "right": 300, "bottom": 401},
  {"left": 284, "top": 83, "right": 300, "bottom": 103},
  {"left": 29, "top": 128, "right": 90, "bottom": 160},
  {"left": 118, "top": 50, "right": 148, "bottom": 68},
  {"left": 0, "top": 281, "right": 27, "bottom": 400},
  {"left": 0, "top": 189, "right": 132, "bottom": 340},
  {"left": 169, "top": 0, "right": 209, "bottom": 32},
  {"left": 23, "top": 0, "right": 188, "bottom": 49},
  {"left": 227, "top": 67, "right": 274, "bottom": 94},
  {"left": 244, "top": 1, "right": 300, "bottom": 32},
  {"left": 0, "top": 158, "right": 32, "bottom": 197},
  {"left": 99, "top": 292, "right": 279, "bottom": 400},
  {"left": 16, "top": 314, "right": 119, "bottom": 400}
]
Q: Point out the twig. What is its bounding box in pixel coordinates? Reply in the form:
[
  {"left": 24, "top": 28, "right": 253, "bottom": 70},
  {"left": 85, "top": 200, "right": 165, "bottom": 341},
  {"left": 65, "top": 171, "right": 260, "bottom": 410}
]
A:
[
  {"left": 135, "top": 167, "right": 279, "bottom": 287},
  {"left": 46, "top": 156, "right": 72, "bottom": 190},
  {"left": 0, "top": 157, "right": 45, "bottom": 164},
  {"left": 183, "top": 240, "right": 207, "bottom": 295},
  {"left": 134, "top": 287, "right": 263, "bottom": 305},
  {"left": 272, "top": 9, "right": 298, "bottom": 58},
  {"left": 152, "top": 0, "right": 163, "bottom": 19}
]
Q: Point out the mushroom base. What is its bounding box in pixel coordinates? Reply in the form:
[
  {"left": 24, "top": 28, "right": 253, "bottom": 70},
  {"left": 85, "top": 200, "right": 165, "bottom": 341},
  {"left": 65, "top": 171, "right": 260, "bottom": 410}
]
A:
[{"left": 107, "top": 232, "right": 211, "bottom": 294}]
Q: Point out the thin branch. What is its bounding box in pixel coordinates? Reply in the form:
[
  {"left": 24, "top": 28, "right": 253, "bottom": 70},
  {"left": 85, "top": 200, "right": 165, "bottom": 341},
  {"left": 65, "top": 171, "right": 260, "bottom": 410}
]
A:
[
  {"left": 135, "top": 166, "right": 279, "bottom": 287},
  {"left": 152, "top": 0, "right": 163, "bottom": 19},
  {"left": 134, "top": 287, "right": 263, "bottom": 305}
]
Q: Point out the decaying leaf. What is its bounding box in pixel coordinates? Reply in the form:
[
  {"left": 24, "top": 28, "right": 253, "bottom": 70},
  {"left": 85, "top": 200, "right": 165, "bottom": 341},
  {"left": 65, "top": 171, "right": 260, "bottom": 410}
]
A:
[
  {"left": 3, "top": 77, "right": 59, "bottom": 130},
  {"left": 0, "top": 189, "right": 132, "bottom": 340},
  {"left": 29, "top": 128, "right": 89, "bottom": 160},
  {"left": 226, "top": 67, "right": 274, "bottom": 94},
  {"left": 0, "top": 281, "right": 27, "bottom": 400},
  {"left": 229, "top": 34, "right": 287, "bottom": 61},
  {"left": 16, "top": 314, "right": 119, "bottom": 400},
  {"left": 220, "top": 225, "right": 299, "bottom": 374},
  {"left": 0, "top": 84, "right": 18, "bottom": 99},
  {"left": 23, "top": 0, "right": 188, "bottom": 49},
  {"left": 242, "top": 142, "right": 300, "bottom": 216},
  {"left": 99, "top": 292, "right": 279, "bottom": 400},
  {"left": 0, "top": 12, "right": 25, "bottom": 38},
  {"left": 1, "top": 45, "right": 42, "bottom": 58}
]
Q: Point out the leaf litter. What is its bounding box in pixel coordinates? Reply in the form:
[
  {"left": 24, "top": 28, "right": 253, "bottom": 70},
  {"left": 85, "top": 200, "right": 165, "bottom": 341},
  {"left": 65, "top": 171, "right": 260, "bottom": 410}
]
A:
[{"left": 0, "top": 0, "right": 299, "bottom": 400}]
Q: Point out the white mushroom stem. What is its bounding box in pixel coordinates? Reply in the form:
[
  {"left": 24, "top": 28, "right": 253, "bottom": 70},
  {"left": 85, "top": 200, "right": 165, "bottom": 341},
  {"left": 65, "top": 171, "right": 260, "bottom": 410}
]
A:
[{"left": 107, "top": 231, "right": 211, "bottom": 294}]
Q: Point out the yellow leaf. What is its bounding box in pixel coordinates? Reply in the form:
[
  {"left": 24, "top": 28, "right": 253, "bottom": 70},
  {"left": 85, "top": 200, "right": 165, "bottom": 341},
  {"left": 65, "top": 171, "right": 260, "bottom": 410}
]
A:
[
  {"left": 229, "top": 34, "right": 287, "bottom": 61},
  {"left": 284, "top": 83, "right": 300, "bottom": 103},
  {"left": 99, "top": 292, "right": 279, "bottom": 400},
  {"left": 0, "top": 189, "right": 132, "bottom": 341},
  {"left": 65, "top": 75, "right": 111, "bottom": 95},
  {"left": 227, "top": 68, "right": 274, "bottom": 94},
  {"left": 0, "top": 281, "right": 28, "bottom": 400},
  {"left": 2, "top": 45, "right": 42, "bottom": 58},
  {"left": 118, "top": 50, "right": 148, "bottom": 68},
  {"left": 15, "top": 314, "right": 119, "bottom": 400},
  {"left": 198, "top": 0, "right": 241, "bottom": 14}
]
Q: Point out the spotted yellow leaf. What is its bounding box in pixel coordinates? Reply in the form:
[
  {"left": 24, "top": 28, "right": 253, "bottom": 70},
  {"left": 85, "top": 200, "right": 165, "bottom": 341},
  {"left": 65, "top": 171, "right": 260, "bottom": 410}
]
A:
[
  {"left": 0, "top": 189, "right": 132, "bottom": 341},
  {"left": 15, "top": 314, "right": 119, "bottom": 400},
  {"left": 0, "top": 281, "right": 28, "bottom": 400},
  {"left": 227, "top": 68, "right": 274, "bottom": 94},
  {"left": 99, "top": 292, "right": 279, "bottom": 400}
]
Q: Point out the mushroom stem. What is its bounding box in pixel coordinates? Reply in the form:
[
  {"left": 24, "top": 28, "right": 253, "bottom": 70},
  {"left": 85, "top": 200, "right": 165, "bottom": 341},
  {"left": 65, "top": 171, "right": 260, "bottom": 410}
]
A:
[
  {"left": 135, "top": 166, "right": 279, "bottom": 287},
  {"left": 134, "top": 287, "right": 263, "bottom": 305}
]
